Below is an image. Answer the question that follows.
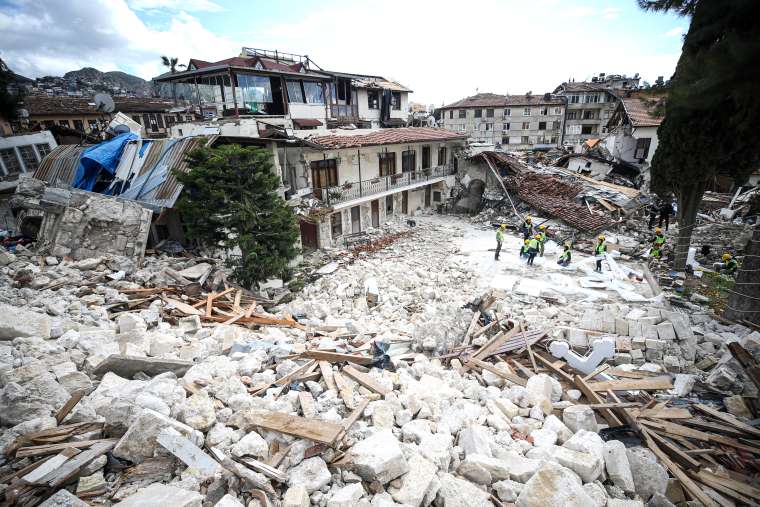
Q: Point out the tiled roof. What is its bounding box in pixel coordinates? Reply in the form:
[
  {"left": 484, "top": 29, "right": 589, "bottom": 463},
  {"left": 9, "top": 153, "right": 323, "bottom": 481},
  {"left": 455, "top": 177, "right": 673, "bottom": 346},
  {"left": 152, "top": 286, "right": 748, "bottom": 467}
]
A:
[
  {"left": 308, "top": 127, "right": 467, "bottom": 149},
  {"left": 441, "top": 93, "right": 563, "bottom": 109},
  {"left": 24, "top": 96, "right": 99, "bottom": 115},
  {"left": 114, "top": 97, "right": 183, "bottom": 113},
  {"left": 555, "top": 82, "right": 612, "bottom": 93},
  {"left": 621, "top": 97, "right": 665, "bottom": 127}
]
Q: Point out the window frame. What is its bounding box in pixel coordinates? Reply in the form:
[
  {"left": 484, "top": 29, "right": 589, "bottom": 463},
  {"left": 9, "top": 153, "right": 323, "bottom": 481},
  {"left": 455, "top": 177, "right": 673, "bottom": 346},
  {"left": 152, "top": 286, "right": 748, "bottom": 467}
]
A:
[
  {"left": 486, "top": 109, "right": 494, "bottom": 118},
  {"left": 634, "top": 137, "right": 652, "bottom": 159},
  {"left": 391, "top": 91, "right": 401, "bottom": 110},
  {"left": 379, "top": 152, "right": 396, "bottom": 177},
  {"left": 367, "top": 89, "right": 380, "bottom": 110},
  {"left": 538, "top": 121, "right": 546, "bottom": 130},
  {"left": 522, "top": 107, "right": 531, "bottom": 116},
  {"left": 0, "top": 148, "right": 22, "bottom": 175},
  {"left": 504, "top": 108, "right": 511, "bottom": 117},
  {"left": 458, "top": 109, "right": 466, "bottom": 118},
  {"left": 474, "top": 109, "right": 483, "bottom": 118},
  {"left": 330, "top": 212, "right": 343, "bottom": 239},
  {"left": 18, "top": 145, "right": 39, "bottom": 172},
  {"left": 521, "top": 121, "right": 530, "bottom": 130},
  {"left": 521, "top": 135, "right": 530, "bottom": 144}
]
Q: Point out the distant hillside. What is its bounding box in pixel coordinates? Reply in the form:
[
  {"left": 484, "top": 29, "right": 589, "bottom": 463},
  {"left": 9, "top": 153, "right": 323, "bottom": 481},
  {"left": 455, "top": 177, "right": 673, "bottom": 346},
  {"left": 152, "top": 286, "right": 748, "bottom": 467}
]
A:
[{"left": 62, "top": 67, "right": 154, "bottom": 96}]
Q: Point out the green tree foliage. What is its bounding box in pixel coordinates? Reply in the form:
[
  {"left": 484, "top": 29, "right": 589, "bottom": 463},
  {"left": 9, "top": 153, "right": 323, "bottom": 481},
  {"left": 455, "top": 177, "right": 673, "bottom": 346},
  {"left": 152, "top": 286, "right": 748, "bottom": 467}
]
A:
[
  {"left": 0, "top": 59, "right": 24, "bottom": 120},
  {"left": 174, "top": 144, "right": 300, "bottom": 287},
  {"left": 639, "top": 0, "right": 760, "bottom": 269}
]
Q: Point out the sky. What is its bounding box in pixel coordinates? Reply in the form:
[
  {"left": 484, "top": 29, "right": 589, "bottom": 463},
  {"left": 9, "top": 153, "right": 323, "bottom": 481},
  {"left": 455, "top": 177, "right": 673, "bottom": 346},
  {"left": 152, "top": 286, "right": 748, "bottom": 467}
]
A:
[{"left": 0, "top": 0, "right": 688, "bottom": 105}]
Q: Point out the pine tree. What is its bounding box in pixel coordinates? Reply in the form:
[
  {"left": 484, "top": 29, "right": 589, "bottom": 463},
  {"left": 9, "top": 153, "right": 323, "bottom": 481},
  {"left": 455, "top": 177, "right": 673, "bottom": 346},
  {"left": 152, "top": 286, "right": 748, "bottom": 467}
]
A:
[
  {"left": 639, "top": 0, "right": 760, "bottom": 277},
  {"left": 174, "top": 144, "right": 300, "bottom": 288}
]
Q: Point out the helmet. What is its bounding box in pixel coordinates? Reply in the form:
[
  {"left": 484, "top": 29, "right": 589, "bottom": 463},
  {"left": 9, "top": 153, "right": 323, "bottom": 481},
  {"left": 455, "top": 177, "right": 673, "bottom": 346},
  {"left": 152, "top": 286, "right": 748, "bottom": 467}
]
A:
[
  {"left": 526, "top": 216, "right": 532, "bottom": 222},
  {"left": 655, "top": 227, "right": 662, "bottom": 234},
  {"left": 534, "top": 234, "right": 541, "bottom": 239},
  {"left": 499, "top": 224, "right": 506, "bottom": 229},
  {"left": 524, "top": 239, "right": 530, "bottom": 244},
  {"left": 598, "top": 235, "right": 605, "bottom": 241},
  {"left": 564, "top": 242, "right": 571, "bottom": 248},
  {"left": 539, "top": 225, "right": 546, "bottom": 230},
  {"left": 722, "top": 253, "right": 731, "bottom": 261}
]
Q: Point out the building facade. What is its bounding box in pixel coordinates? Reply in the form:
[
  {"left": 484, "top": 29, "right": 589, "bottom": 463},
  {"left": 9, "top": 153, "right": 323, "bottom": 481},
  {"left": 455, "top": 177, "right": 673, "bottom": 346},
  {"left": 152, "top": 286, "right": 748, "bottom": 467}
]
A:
[
  {"left": 280, "top": 128, "right": 466, "bottom": 248},
  {"left": 0, "top": 131, "right": 57, "bottom": 191},
  {"left": 554, "top": 73, "right": 641, "bottom": 148},
  {"left": 438, "top": 93, "right": 565, "bottom": 150}
]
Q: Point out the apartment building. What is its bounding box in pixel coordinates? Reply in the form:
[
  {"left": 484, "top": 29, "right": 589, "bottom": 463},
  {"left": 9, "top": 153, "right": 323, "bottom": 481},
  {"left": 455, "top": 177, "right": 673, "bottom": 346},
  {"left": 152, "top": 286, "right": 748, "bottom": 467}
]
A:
[
  {"left": 154, "top": 48, "right": 412, "bottom": 134},
  {"left": 282, "top": 128, "right": 466, "bottom": 248},
  {"left": 554, "top": 73, "right": 640, "bottom": 148},
  {"left": 438, "top": 93, "right": 565, "bottom": 150},
  {"left": 0, "top": 131, "right": 57, "bottom": 191}
]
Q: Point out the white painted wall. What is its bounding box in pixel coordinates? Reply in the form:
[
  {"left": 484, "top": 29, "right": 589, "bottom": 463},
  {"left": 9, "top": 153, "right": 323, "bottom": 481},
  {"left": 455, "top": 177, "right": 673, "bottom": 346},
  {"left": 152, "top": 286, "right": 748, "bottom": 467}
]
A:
[
  {"left": 289, "top": 103, "right": 328, "bottom": 120},
  {"left": 0, "top": 131, "right": 57, "bottom": 186}
]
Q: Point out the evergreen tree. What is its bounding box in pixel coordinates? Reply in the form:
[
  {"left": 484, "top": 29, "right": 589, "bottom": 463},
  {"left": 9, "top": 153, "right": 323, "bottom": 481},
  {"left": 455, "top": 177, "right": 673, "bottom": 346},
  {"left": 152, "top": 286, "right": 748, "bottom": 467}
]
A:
[
  {"left": 174, "top": 144, "right": 299, "bottom": 288},
  {"left": 639, "top": 0, "right": 760, "bottom": 277}
]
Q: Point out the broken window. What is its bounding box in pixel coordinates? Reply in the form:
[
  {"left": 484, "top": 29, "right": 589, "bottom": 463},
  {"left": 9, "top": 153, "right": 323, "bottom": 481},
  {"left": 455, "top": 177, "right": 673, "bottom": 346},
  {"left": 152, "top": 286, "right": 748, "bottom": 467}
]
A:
[
  {"left": 448, "top": 110, "right": 453, "bottom": 119},
  {"left": 386, "top": 195, "right": 393, "bottom": 214},
  {"left": 585, "top": 94, "right": 599, "bottom": 103},
  {"left": 502, "top": 135, "right": 510, "bottom": 145},
  {"left": 552, "top": 120, "right": 561, "bottom": 130},
  {"left": 550, "top": 136, "right": 558, "bottom": 144},
  {"left": 458, "top": 109, "right": 466, "bottom": 118},
  {"left": 504, "top": 108, "right": 511, "bottom": 116},
  {"left": 303, "top": 82, "right": 324, "bottom": 104},
  {"left": 286, "top": 81, "right": 305, "bottom": 103},
  {"left": 582, "top": 110, "right": 595, "bottom": 120},
  {"left": 581, "top": 125, "right": 595, "bottom": 135},
  {"left": 58, "top": 119, "right": 70, "bottom": 127},
  {"left": 569, "top": 95, "right": 580, "bottom": 104},
  {"left": 521, "top": 136, "right": 529, "bottom": 144},
  {"left": 391, "top": 92, "right": 401, "bottom": 110},
  {"left": 236, "top": 74, "right": 274, "bottom": 112},
  {"left": 402, "top": 150, "right": 416, "bottom": 173},
  {"left": 433, "top": 191, "right": 442, "bottom": 202},
  {"left": 474, "top": 109, "right": 482, "bottom": 118},
  {"left": 437, "top": 147, "right": 447, "bottom": 166},
  {"left": 0, "top": 148, "right": 21, "bottom": 175},
  {"left": 311, "top": 159, "right": 339, "bottom": 191},
  {"left": 567, "top": 111, "right": 577, "bottom": 120},
  {"left": 554, "top": 107, "right": 561, "bottom": 115},
  {"left": 330, "top": 212, "right": 342, "bottom": 239},
  {"left": 522, "top": 107, "right": 531, "bottom": 116},
  {"left": 367, "top": 89, "right": 380, "bottom": 109},
  {"left": 521, "top": 121, "right": 530, "bottom": 130},
  {"left": 485, "top": 123, "right": 492, "bottom": 131},
  {"left": 379, "top": 152, "right": 396, "bottom": 177},
  {"left": 35, "top": 143, "right": 51, "bottom": 159},
  {"left": 73, "top": 120, "right": 84, "bottom": 131},
  {"left": 165, "top": 116, "right": 175, "bottom": 125},
  {"left": 503, "top": 122, "right": 510, "bottom": 131},
  {"left": 538, "top": 122, "right": 546, "bottom": 130},
  {"left": 540, "top": 107, "right": 548, "bottom": 116},
  {"left": 18, "top": 145, "right": 39, "bottom": 172},
  {"left": 185, "top": 115, "right": 194, "bottom": 121},
  {"left": 131, "top": 116, "right": 141, "bottom": 124},
  {"left": 634, "top": 137, "right": 652, "bottom": 159},
  {"left": 486, "top": 109, "right": 494, "bottom": 117}
]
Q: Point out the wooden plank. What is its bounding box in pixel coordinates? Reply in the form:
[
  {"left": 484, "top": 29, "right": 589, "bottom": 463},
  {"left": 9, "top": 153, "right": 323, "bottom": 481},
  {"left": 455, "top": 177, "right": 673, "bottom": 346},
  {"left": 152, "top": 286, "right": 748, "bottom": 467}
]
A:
[
  {"left": 334, "top": 398, "right": 370, "bottom": 445},
  {"left": 519, "top": 321, "right": 538, "bottom": 373},
  {"left": 534, "top": 352, "right": 574, "bottom": 383},
  {"left": 509, "top": 358, "right": 535, "bottom": 378},
  {"left": 641, "top": 429, "right": 720, "bottom": 507},
  {"left": 265, "top": 443, "right": 292, "bottom": 468},
  {"left": 639, "top": 419, "right": 760, "bottom": 454},
  {"left": 471, "top": 319, "right": 499, "bottom": 339},
  {"left": 605, "top": 368, "right": 659, "bottom": 379},
  {"left": 250, "top": 360, "right": 316, "bottom": 396},
  {"left": 42, "top": 441, "right": 116, "bottom": 487},
  {"left": 586, "top": 402, "right": 642, "bottom": 409},
  {"left": 683, "top": 418, "right": 747, "bottom": 438},
  {"left": 319, "top": 361, "right": 337, "bottom": 392},
  {"left": 633, "top": 408, "right": 693, "bottom": 419},
  {"left": 55, "top": 390, "right": 85, "bottom": 424},
  {"left": 472, "top": 328, "right": 518, "bottom": 361},
  {"left": 236, "top": 456, "right": 287, "bottom": 483},
  {"left": 728, "top": 342, "right": 760, "bottom": 391},
  {"left": 244, "top": 300, "right": 257, "bottom": 318},
  {"left": 462, "top": 311, "right": 481, "bottom": 347},
  {"left": 582, "top": 364, "right": 610, "bottom": 382},
  {"left": 298, "top": 391, "right": 318, "bottom": 419},
  {"left": 15, "top": 439, "right": 118, "bottom": 459},
  {"left": 233, "top": 289, "right": 242, "bottom": 312},
  {"left": 22, "top": 448, "right": 80, "bottom": 484},
  {"left": 163, "top": 296, "right": 204, "bottom": 316},
  {"left": 573, "top": 375, "right": 622, "bottom": 427},
  {"left": 245, "top": 411, "right": 343, "bottom": 445},
  {"left": 342, "top": 365, "right": 391, "bottom": 395},
  {"left": 695, "top": 470, "right": 760, "bottom": 503},
  {"left": 691, "top": 472, "right": 760, "bottom": 507},
  {"left": 465, "top": 358, "right": 527, "bottom": 386},
  {"left": 586, "top": 377, "right": 673, "bottom": 392},
  {"left": 693, "top": 403, "right": 760, "bottom": 438},
  {"left": 299, "top": 350, "right": 373, "bottom": 365},
  {"left": 332, "top": 370, "right": 355, "bottom": 410},
  {"left": 646, "top": 429, "right": 701, "bottom": 469}
]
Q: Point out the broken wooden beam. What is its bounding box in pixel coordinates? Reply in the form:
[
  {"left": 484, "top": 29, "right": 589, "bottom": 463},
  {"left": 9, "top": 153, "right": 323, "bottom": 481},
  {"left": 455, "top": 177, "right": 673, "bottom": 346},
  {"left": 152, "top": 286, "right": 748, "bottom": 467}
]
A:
[
  {"left": 586, "top": 377, "right": 673, "bottom": 392},
  {"left": 243, "top": 411, "right": 343, "bottom": 445},
  {"left": 299, "top": 350, "right": 374, "bottom": 365},
  {"left": 342, "top": 365, "right": 390, "bottom": 395}
]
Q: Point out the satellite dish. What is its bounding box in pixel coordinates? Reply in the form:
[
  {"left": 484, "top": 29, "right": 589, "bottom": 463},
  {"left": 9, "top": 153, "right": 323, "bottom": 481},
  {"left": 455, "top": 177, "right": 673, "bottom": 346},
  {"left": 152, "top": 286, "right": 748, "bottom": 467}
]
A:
[{"left": 94, "top": 93, "right": 115, "bottom": 113}]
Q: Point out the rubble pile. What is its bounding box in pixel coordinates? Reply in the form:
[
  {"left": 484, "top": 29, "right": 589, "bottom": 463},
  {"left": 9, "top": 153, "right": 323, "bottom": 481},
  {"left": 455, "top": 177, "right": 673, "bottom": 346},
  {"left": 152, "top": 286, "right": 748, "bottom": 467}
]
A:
[{"left": 1, "top": 215, "right": 760, "bottom": 507}]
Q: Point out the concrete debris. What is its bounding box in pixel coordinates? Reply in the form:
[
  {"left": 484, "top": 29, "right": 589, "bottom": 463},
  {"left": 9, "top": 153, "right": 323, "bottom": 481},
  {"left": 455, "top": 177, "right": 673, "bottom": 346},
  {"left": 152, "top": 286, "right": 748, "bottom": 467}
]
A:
[{"left": 1, "top": 214, "right": 758, "bottom": 507}]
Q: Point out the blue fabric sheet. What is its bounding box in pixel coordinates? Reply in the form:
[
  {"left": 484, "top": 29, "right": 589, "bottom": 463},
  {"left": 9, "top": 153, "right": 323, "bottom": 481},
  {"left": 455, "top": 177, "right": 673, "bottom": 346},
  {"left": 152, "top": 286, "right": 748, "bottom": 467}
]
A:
[{"left": 72, "top": 133, "right": 138, "bottom": 191}]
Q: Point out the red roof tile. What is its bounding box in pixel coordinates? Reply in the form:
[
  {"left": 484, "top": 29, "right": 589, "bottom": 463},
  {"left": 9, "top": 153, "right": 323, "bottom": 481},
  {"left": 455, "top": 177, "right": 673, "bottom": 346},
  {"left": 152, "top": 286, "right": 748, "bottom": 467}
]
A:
[
  {"left": 309, "top": 127, "right": 467, "bottom": 149},
  {"left": 441, "top": 93, "right": 563, "bottom": 109},
  {"left": 622, "top": 97, "right": 665, "bottom": 127}
]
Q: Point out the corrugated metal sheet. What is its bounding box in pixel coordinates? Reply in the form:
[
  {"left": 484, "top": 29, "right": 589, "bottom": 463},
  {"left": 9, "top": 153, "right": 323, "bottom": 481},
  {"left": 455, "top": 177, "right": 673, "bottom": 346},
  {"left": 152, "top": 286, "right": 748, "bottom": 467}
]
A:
[{"left": 33, "top": 145, "right": 87, "bottom": 188}]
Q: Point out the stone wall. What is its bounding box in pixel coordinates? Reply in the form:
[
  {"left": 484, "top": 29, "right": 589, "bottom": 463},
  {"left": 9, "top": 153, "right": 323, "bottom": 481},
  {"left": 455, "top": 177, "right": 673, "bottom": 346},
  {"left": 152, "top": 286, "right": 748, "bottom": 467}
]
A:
[{"left": 10, "top": 176, "right": 152, "bottom": 262}]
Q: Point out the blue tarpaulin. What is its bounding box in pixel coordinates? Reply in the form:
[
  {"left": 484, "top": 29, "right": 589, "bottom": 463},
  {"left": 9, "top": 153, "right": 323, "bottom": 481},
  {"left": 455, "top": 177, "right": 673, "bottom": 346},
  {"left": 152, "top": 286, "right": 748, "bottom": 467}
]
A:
[{"left": 72, "top": 132, "right": 138, "bottom": 191}]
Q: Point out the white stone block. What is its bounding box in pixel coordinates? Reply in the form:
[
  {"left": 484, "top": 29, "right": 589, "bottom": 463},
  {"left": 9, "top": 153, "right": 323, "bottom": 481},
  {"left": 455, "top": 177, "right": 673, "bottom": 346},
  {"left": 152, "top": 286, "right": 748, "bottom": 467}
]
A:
[{"left": 603, "top": 440, "right": 635, "bottom": 493}]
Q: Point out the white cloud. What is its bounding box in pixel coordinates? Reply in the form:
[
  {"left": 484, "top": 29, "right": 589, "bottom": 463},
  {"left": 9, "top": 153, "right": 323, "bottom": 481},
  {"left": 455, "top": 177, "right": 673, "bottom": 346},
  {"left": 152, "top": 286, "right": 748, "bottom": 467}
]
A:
[
  {"left": 663, "top": 26, "right": 685, "bottom": 37},
  {"left": 601, "top": 7, "right": 622, "bottom": 20},
  {"left": 127, "top": 0, "right": 223, "bottom": 12}
]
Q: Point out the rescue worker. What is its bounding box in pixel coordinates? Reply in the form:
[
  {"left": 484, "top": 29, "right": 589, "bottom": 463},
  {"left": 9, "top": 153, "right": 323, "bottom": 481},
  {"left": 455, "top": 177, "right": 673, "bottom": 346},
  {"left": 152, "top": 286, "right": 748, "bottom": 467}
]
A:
[
  {"left": 537, "top": 224, "right": 548, "bottom": 257},
  {"left": 594, "top": 234, "right": 607, "bottom": 272},
  {"left": 713, "top": 252, "right": 739, "bottom": 275},
  {"left": 658, "top": 200, "right": 673, "bottom": 230},
  {"left": 557, "top": 242, "right": 572, "bottom": 266},
  {"left": 527, "top": 234, "right": 540, "bottom": 266},
  {"left": 647, "top": 200, "right": 659, "bottom": 230},
  {"left": 519, "top": 239, "right": 530, "bottom": 259},
  {"left": 650, "top": 227, "right": 666, "bottom": 258},
  {"left": 521, "top": 216, "right": 533, "bottom": 240},
  {"left": 495, "top": 224, "right": 506, "bottom": 260}
]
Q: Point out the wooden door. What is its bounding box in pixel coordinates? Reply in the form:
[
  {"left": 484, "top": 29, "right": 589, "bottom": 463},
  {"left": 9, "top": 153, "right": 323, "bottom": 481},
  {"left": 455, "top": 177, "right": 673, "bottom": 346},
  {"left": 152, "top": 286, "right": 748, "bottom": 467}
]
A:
[
  {"left": 422, "top": 146, "right": 430, "bottom": 169},
  {"left": 299, "top": 220, "right": 319, "bottom": 250},
  {"left": 402, "top": 191, "right": 409, "bottom": 214},
  {"left": 425, "top": 185, "right": 431, "bottom": 207},
  {"left": 371, "top": 200, "right": 380, "bottom": 227},
  {"left": 351, "top": 206, "right": 361, "bottom": 233}
]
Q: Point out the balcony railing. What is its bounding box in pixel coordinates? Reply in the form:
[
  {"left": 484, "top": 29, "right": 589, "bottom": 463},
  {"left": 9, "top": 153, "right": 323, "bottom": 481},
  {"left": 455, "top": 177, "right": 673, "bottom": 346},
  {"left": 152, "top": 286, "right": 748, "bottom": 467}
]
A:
[
  {"left": 315, "top": 164, "right": 455, "bottom": 205},
  {"left": 329, "top": 103, "right": 359, "bottom": 120}
]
